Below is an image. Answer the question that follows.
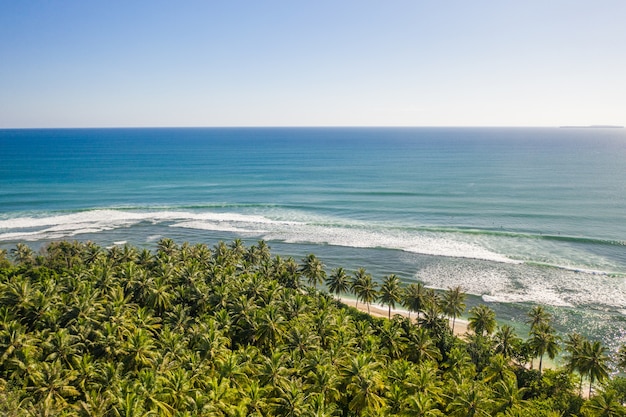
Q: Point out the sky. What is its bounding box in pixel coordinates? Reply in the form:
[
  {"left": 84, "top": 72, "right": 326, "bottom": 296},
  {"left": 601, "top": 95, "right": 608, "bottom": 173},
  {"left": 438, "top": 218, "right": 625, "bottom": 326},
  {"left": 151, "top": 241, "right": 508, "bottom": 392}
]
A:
[{"left": 1, "top": 1, "right": 625, "bottom": 128}]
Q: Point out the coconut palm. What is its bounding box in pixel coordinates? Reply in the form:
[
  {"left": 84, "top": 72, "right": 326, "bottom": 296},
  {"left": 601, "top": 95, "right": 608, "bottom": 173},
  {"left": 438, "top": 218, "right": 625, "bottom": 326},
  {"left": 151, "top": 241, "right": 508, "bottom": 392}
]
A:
[
  {"left": 11, "top": 243, "right": 35, "bottom": 266},
  {"left": 300, "top": 254, "right": 326, "bottom": 289},
  {"left": 403, "top": 394, "right": 444, "bottom": 417},
  {"left": 526, "top": 305, "right": 551, "bottom": 333},
  {"left": 356, "top": 274, "right": 378, "bottom": 314},
  {"left": 350, "top": 268, "right": 369, "bottom": 309},
  {"left": 407, "top": 327, "right": 442, "bottom": 364},
  {"left": 491, "top": 378, "right": 527, "bottom": 415},
  {"left": 579, "top": 339, "right": 611, "bottom": 398},
  {"left": 563, "top": 332, "right": 586, "bottom": 395},
  {"left": 441, "top": 285, "right": 466, "bottom": 333},
  {"left": 581, "top": 389, "right": 626, "bottom": 416},
  {"left": 446, "top": 382, "right": 492, "bottom": 417},
  {"left": 326, "top": 267, "right": 350, "bottom": 298},
  {"left": 346, "top": 369, "right": 386, "bottom": 415},
  {"left": 379, "top": 274, "right": 402, "bottom": 318},
  {"left": 468, "top": 305, "right": 496, "bottom": 337},
  {"left": 402, "top": 282, "right": 429, "bottom": 321},
  {"left": 27, "top": 360, "right": 80, "bottom": 410},
  {"left": 528, "top": 322, "right": 559, "bottom": 374},
  {"left": 271, "top": 380, "right": 308, "bottom": 417},
  {"left": 482, "top": 353, "right": 516, "bottom": 384},
  {"left": 255, "top": 304, "right": 286, "bottom": 351},
  {"left": 493, "top": 325, "right": 521, "bottom": 359}
]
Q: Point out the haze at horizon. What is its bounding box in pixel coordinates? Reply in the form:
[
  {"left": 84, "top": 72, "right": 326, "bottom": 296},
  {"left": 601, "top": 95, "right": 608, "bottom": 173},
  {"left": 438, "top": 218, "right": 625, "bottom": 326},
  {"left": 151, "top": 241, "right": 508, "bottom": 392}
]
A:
[{"left": 1, "top": 1, "right": 625, "bottom": 128}]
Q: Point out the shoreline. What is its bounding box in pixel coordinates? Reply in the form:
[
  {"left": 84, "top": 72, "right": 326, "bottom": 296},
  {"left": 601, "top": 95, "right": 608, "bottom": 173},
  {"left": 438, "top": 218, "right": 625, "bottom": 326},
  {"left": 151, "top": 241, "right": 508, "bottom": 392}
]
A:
[{"left": 337, "top": 296, "right": 469, "bottom": 337}]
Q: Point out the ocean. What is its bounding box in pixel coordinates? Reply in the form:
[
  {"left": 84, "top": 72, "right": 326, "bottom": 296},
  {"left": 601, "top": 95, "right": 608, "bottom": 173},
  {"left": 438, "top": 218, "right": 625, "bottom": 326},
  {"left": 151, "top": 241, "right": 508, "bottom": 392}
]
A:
[{"left": 1, "top": 127, "right": 625, "bottom": 350}]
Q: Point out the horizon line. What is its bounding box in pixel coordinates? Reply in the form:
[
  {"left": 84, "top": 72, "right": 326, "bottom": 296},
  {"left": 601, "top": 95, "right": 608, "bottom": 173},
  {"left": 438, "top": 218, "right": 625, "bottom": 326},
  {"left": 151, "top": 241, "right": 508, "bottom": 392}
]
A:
[{"left": 3, "top": 124, "right": 620, "bottom": 130}]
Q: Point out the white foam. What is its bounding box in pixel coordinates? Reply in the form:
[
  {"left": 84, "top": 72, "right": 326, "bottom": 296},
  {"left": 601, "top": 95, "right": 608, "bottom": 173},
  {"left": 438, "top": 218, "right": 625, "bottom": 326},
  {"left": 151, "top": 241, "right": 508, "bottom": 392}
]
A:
[
  {"left": 417, "top": 259, "right": 626, "bottom": 309},
  {"left": 2, "top": 208, "right": 624, "bottom": 311}
]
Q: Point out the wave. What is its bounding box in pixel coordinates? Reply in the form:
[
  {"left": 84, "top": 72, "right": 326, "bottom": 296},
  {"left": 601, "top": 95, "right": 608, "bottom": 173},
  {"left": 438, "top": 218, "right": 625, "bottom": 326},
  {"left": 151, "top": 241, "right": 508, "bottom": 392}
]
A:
[
  {"left": 0, "top": 207, "right": 623, "bottom": 274},
  {"left": 2, "top": 207, "right": 626, "bottom": 310}
]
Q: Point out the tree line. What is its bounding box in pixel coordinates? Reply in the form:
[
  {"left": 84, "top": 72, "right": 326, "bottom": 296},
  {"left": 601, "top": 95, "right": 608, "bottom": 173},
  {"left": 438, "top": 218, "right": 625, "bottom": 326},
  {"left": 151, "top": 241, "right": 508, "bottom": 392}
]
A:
[{"left": 1, "top": 239, "right": 626, "bottom": 416}]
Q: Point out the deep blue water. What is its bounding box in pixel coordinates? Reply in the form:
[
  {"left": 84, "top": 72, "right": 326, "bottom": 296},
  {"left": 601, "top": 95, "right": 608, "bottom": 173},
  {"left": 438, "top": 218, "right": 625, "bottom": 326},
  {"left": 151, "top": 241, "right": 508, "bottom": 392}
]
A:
[{"left": 1, "top": 127, "right": 626, "bottom": 347}]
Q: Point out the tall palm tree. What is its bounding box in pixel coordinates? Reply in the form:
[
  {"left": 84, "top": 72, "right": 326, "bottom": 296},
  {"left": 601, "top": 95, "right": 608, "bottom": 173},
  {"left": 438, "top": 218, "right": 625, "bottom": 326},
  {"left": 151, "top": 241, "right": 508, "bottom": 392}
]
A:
[
  {"left": 482, "top": 353, "right": 516, "bottom": 384},
  {"left": 326, "top": 267, "right": 350, "bottom": 298},
  {"left": 528, "top": 322, "right": 559, "bottom": 374},
  {"left": 581, "top": 389, "right": 625, "bottom": 416},
  {"left": 255, "top": 305, "right": 286, "bottom": 351},
  {"left": 402, "top": 282, "right": 429, "bottom": 321},
  {"left": 356, "top": 274, "right": 378, "bottom": 314},
  {"left": 526, "top": 305, "right": 551, "bottom": 333},
  {"left": 407, "top": 327, "right": 442, "bottom": 364},
  {"left": 350, "top": 268, "right": 369, "bottom": 310},
  {"left": 271, "top": 380, "right": 308, "bottom": 417},
  {"left": 346, "top": 369, "right": 386, "bottom": 415},
  {"left": 493, "top": 325, "right": 521, "bottom": 359},
  {"left": 446, "top": 382, "right": 492, "bottom": 417},
  {"left": 468, "top": 305, "right": 496, "bottom": 337},
  {"left": 441, "top": 286, "right": 466, "bottom": 334},
  {"left": 300, "top": 254, "right": 326, "bottom": 289},
  {"left": 579, "top": 339, "right": 611, "bottom": 398},
  {"left": 563, "top": 332, "right": 586, "bottom": 395},
  {"left": 379, "top": 274, "right": 402, "bottom": 319},
  {"left": 11, "top": 243, "right": 35, "bottom": 266}
]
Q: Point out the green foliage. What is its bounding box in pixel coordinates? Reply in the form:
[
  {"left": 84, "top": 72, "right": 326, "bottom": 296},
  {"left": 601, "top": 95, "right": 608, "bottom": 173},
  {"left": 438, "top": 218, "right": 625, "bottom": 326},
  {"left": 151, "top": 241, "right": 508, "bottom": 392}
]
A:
[{"left": 0, "top": 239, "right": 621, "bottom": 416}]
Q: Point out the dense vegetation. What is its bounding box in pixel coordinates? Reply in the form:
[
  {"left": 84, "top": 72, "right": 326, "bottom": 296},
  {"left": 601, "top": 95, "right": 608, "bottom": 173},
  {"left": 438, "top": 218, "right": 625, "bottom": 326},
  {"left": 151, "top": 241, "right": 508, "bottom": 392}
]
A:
[{"left": 1, "top": 239, "right": 626, "bottom": 416}]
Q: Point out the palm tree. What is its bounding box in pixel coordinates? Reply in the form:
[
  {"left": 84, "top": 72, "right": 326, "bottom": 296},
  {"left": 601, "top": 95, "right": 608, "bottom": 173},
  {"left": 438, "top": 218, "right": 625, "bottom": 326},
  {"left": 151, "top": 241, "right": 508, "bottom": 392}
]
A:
[
  {"left": 526, "top": 305, "right": 551, "bottom": 333},
  {"left": 11, "top": 243, "right": 35, "bottom": 266},
  {"left": 377, "top": 319, "right": 407, "bottom": 359},
  {"left": 403, "top": 394, "right": 444, "bottom": 417},
  {"left": 579, "top": 339, "right": 611, "bottom": 398},
  {"left": 356, "top": 274, "right": 378, "bottom": 314},
  {"left": 379, "top": 274, "right": 402, "bottom": 319},
  {"left": 528, "top": 322, "right": 559, "bottom": 374},
  {"left": 349, "top": 267, "right": 367, "bottom": 309},
  {"left": 255, "top": 305, "right": 286, "bottom": 351},
  {"left": 27, "top": 360, "right": 81, "bottom": 410},
  {"left": 326, "top": 267, "right": 350, "bottom": 298},
  {"left": 468, "top": 305, "right": 496, "bottom": 337},
  {"left": 491, "top": 378, "right": 527, "bottom": 415},
  {"left": 300, "top": 254, "right": 326, "bottom": 289},
  {"left": 441, "top": 286, "right": 466, "bottom": 333},
  {"left": 402, "top": 282, "right": 429, "bottom": 321},
  {"left": 493, "top": 325, "right": 521, "bottom": 359},
  {"left": 446, "top": 382, "right": 492, "bottom": 417},
  {"left": 581, "top": 389, "right": 626, "bottom": 416},
  {"left": 271, "top": 380, "right": 308, "bottom": 417},
  {"left": 407, "top": 327, "right": 442, "bottom": 364},
  {"left": 346, "top": 369, "right": 386, "bottom": 415},
  {"left": 482, "top": 353, "right": 516, "bottom": 384},
  {"left": 563, "top": 332, "right": 586, "bottom": 395}
]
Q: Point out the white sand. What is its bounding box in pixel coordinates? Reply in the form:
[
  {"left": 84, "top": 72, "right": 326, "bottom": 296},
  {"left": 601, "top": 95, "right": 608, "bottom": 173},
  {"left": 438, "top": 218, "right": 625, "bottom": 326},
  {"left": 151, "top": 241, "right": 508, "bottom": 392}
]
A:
[{"left": 337, "top": 296, "right": 469, "bottom": 336}]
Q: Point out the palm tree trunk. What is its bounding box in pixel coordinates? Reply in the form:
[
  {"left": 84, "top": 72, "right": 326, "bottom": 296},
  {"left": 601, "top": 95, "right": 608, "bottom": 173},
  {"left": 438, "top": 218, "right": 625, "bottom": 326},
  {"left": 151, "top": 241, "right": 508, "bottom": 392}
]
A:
[
  {"left": 367, "top": 302, "right": 370, "bottom": 314},
  {"left": 452, "top": 315, "right": 456, "bottom": 333},
  {"left": 539, "top": 354, "right": 543, "bottom": 374},
  {"left": 579, "top": 375, "right": 584, "bottom": 397},
  {"left": 388, "top": 305, "right": 391, "bottom": 319}
]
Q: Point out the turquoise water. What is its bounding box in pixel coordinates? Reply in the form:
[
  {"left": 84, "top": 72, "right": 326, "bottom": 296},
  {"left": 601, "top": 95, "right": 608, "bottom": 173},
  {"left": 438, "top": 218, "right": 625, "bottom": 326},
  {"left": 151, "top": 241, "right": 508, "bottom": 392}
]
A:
[{"left": 1, "top": 127, "right": 626, "bottom": 346}]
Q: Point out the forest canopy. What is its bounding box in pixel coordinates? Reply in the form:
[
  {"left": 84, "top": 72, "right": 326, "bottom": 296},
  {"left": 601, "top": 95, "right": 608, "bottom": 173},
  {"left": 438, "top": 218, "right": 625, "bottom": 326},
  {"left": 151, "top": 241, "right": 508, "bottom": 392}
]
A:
[{"left": 1, "top": 239, "right": 625, "bottom": 416}]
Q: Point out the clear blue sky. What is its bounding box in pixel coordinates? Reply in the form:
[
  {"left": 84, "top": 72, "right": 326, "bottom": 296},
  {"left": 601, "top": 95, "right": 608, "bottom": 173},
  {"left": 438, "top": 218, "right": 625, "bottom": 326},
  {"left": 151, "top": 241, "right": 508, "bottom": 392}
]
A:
[{"left": 1, "top": 1, "right": 624, "bottom": 127}]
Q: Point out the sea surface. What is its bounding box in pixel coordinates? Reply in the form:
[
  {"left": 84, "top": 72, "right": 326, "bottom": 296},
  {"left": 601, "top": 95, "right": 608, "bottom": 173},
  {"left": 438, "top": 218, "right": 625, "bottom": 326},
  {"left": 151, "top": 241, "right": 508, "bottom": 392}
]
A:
[{"left": 1, "top": 127, "right": 625, "bottom": 350}]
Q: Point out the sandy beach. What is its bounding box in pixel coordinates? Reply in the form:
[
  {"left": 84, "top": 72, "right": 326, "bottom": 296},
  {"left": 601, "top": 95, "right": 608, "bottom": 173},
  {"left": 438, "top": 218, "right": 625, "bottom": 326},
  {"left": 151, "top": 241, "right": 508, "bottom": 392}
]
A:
[{"left": 338, "top": 296, "right": 469, "bottom": 337}]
